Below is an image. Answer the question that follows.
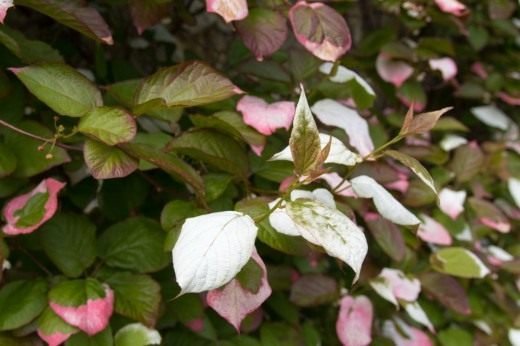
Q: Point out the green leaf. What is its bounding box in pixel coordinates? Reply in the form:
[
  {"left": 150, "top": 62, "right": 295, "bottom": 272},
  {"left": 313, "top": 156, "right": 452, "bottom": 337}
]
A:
[
  {"left": 190, "top": 111, "right": 265, "bottom": 152},
  {"left": 0, "top": 143, "right": 17, "bottom": 178},
  {"left": 438, "top": 326, "right": 473, "bottom": 346},
  {"left": 40, "top": 213, "right": 97, "bottom": 278},
  {"left": 289, "top": 88, "right": 321, "bottom": 175},
  {"left": 11, "top": 63, "right": 102, "bottom": 117},
  {"left": 3, "top": 121, "right": 70, "bottom": 178},
  {"left": 385, "top": 149, "right": 437, "bottom": 194},
  {"left": 235, "top": 198, "right": 309, "bottom": 256},
  {"left": 204, "top": 173, "right": 232, "bottom": 202},
  {"left": 135, "top": 61, "right": 242, "bottom": 109},
  {"left": 0, "top": 279, "right": 48, "bottom": 331},
  {"left": 78, "top": 107, "right": 137, "bottom": 146},
  {"left": 13, "top": 191, "right": 49, "bottom": 228},
  {"left": 101, "top": 272, "right": 161, "bottom": 326},
  {"left": 0, "top": 25, "right": 64, "bottom": 63},
  {"left": 448, "top": 143, "right": 484, "bottom": 183},
  {"left": 290, "top": 274, "right": 338, "bottom": 307},
  {"left": 118, "top": 141, "right": 204, "bottom": 196},
  {"left": 49, "top": 278, "right": 107, "bottom": 307},
  {"left": 97, "top": 217, "right": 169, "bottom": 273},
  {"left": 167, "top": 129, "right": 249, "bottom": 177},
  {"left": 84, "top": 139, "right": 138, "bottom": 179},
  {"left": 430, "top": 247, "right": 490, "bottom": 279},
  {"left": 114, "top": 323, "right": 161, "bottom": 346},
  {"left": 236, "top": 258, "right": 263, "bottom": 294},
  {"left": 160, "top": 200, "right": 201, "bottom": 231},
  {"left": 15, "top": 0, "right": 113, "bottom": 44},
  {"left": 66, "top": 327, "right": 113, "bottom": 346},
  {"left": 37, "top": 307, "right": 78, "bottom": 341}
]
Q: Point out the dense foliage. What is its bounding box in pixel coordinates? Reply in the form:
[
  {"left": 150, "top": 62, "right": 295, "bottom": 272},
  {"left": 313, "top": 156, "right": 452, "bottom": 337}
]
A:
[{"left": 0, "top": 0, "right": 519, "bottom": 345}]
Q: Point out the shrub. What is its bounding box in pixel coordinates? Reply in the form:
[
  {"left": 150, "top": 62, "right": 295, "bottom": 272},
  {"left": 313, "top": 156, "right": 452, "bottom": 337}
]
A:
[{"left": 0, "top": 0, "right": 519, "bottom": 345}]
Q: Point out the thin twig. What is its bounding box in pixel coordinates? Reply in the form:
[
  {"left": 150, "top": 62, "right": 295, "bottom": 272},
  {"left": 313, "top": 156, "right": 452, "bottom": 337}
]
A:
[{"left": 0, "top": 119, "right": 83, "bottom": 151}]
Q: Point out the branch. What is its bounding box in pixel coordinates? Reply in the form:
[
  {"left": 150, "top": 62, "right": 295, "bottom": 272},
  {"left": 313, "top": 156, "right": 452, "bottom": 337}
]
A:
[{"left": 0, "top": 119, "right": 83, "bottom": 152}]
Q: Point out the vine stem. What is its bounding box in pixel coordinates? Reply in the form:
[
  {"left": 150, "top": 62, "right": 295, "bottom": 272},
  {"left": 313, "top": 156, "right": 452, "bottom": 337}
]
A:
[{"left": 0, "top": 119, "right": 83, "bottom": 152}]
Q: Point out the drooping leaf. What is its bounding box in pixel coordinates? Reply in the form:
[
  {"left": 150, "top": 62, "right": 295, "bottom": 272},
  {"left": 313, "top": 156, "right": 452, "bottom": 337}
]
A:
[
  {"left": 430, "top": 247, "right": 490, "bottom": 278},
  {"left": 0, "top": 279, "right": 48, "bottom": 331},
  {"left": 84, "top": 139, "right": 138, "bottom": 179},
  {"left": 0, "top": 25, "right": 64, "bottom": 63},
  {"left": 190, "top": 111, "right": 266, "bottom": 156},
  {"left": 129, "top": 0, "right": 170, "bottom": 35},
  {"left": 364, "top": 213, "right": 406, "bottom": 262},
  {"left": 11, "top": 64, "right": 102, "bottom": 117},
  {"left": 98, "top": 217, "right": 169, "bottom": 273},
  {"left": 288, "top": 1, "right": 351, "bottom": 61},
  {"left": 284, "top": 198, "right": 368, "bottom": 282},
  {"left": 236, "top": 95, "right": 294, "bottom": 137},
  {"left": 448, "top": 142, "right": 484, "bottom": 183},
  {"left": 351, "top": 175, "right": 420, "bottom": 226},
  {"left": 114, "top": 323, "right": 161, "bottom": 346},
  {"left": 118, "top": 142, "right": 204, "bottom": 197},
  {"left": 172, "top": 211, "right": 258, "bottom": 293},
  {"left": 15, "top": 0, "right": 113, "bottom": 44},
  {"left": 470, "top": 105, "right": 511, "bottom": 130},
  {"left": 311, "top": 99, "right": 374, "bottom": 156},
  {"left": 289, "top": 88, "right": 321, "bottom": 175},
  {"left": 206, "top": 250, "right": 271, "bottom": 331},
  {"left": 78, "top": 107, "right": 137, "bottom": 146},
  {"left": 385, "top": 150, "right": 437, "bottom": 194},
  {"left": 336, "top": 295, "right": 373, "bottom": 346},
  {"left": 3, "top": 121, "right": 70, "bottom": 177},
  {"left": 236, "top": 8, "right": 288, "bottom": 61},
  {"left": 49, "top": 278, "right": 114, "bottom": 336},
  {"left": 136, "top": 61, "right": 242, "bottom": 110},
  {"left": 289, "top": 274, "right": 338, "bottom": 307},
  {"left": 167, "top": 129, "right": 249, "bottom": 177},
  {"left": 37, "top": 307, "right": 78, "bottom": 346},
  {"left": 2, "top": 177, "right": 65, "bottom": 235},
  {"left": 40, "top": 213, "right": 96, "bottom": 278},
  {"left": 420, "top": 272, "right": 471, "bottom": 315},
  {"left": 206, "top": 0, "right": 248, "bottom": 23}
]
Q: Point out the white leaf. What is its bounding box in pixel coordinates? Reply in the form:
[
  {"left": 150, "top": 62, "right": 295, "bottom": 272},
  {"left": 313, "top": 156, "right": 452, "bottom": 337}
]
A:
[
  {"left": 404, "top": 302, "right": 434, "bottom": 332},
  {"left": 440, "top": 134, "right": 468, "bottom": 151},
  {"left": 509, "top": 328, "right": 520, "bottom": 346},
  {"left": 508, "top": 177, "right": 520, "bottom": 208},
  {"left": 172, "top": 211, "right": 258, "bottom": 293},
  {"left": 319, "top": 172, "right": 355, "bottom": 197},
  {"left": 319, "top": 63, "right": 375, "bottom": 96},
  {"left": 269, "top": 188, "right": 336, "bottom": 236},
  {"left": 271, "top": 133, "right": 361, "bottom": 166},
  {"left": 438, "top": 188, "right": 466, "bottom": 219},
  {"left": 471, "top": 105, "right": 511, "bottom": 130},
  {"left": 351, "top": 175, "right": 420, "bottom": 226},
  {"left": 312, "top": 99, "right": 374, "bottom": 156},
  {"left": 286, "top": 199, "right": 368, "bottom": 281},
  {"left": 115, "top": 323, "right": 161, "bottom": 346}
]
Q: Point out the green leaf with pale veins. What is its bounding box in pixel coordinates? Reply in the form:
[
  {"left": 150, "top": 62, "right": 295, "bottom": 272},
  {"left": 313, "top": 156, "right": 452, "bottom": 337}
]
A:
[
  {"left": 167, "top": 129, "right": 249, "bottom": 178},
  {"left": 79, "top": 107, "right": 137, "bottom": 146},
  {"left": 84, "top": 139, "right": 138, "bottom": 179},
  {"left": 0, "top": 26, "right": 63, "bottom": 63},
  {"left": 289, "top": 88, "right": 321, "bottom": 176},
  {"left": 11, "top": 64, "right": 102, "bottom": 117},
  {"left": 135, "top": 61, "right": 242, "bottom": 110}
]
